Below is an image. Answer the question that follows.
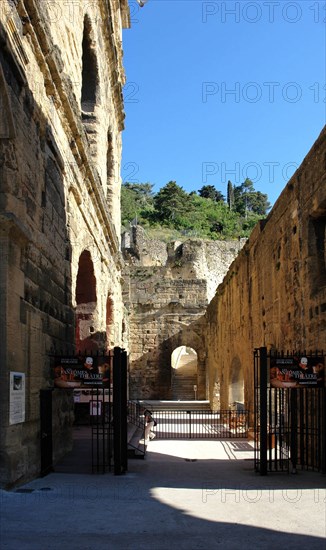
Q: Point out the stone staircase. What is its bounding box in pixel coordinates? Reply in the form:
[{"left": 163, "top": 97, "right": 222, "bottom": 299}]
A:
[
  {"left": 171, "top": 374, "right": 198, "bottom": 400},
  {"left": 171, "top": 350, "right": 198, "bottom": 400}
]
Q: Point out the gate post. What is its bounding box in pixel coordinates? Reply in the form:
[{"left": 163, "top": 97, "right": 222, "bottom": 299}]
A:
[
  {"left": 322, "top": 387, "right": 326, "bottom": 474},
  {"left": 259, "top": 347, "right": 268, "bottom": 475},
  {"left": 113, "top": 347, "right": 128, "bottom": 475}
]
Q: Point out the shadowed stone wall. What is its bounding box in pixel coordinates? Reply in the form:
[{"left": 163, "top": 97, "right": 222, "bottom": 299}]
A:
[
  {"left": 0, "top": 0, "right": 129, "bottom": 487},
  {"left": 205, "top": 126, "right": 326, "bottom": 414}
]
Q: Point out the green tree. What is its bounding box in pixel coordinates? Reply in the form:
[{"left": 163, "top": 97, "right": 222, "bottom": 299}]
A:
[
  {"left": 227, "top": 180, "right": 234, "bottom": 210},
  {"left": 153, "top": 181, "right": 191, "bottom": 227},
  {"left": 234, "top": 178, "right": 270, "bottom": 218},
  {"left": 121, "top": 182, "right": 154, "bottom": 227},
  {"left": 198, "top": 185, "right": 225, "bottom": 202},
  {"left": 121, "top": 179, "right": 271, "bottom": 240}
]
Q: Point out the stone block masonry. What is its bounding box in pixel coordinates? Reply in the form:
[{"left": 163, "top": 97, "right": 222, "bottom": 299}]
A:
[
  {"left": 0, "top": 0, "right": 130, "bottom": 487},
  {"left": 123, "top": 227, "right": 244, "bottom": 400},
  {"left": 205, "top": 126, "right": 326, "bottom": 413}
]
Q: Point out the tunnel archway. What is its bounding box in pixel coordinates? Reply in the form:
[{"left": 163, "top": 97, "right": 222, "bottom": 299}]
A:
[{"left": 171, "top": 346, "right": 198, "bottom": 400}]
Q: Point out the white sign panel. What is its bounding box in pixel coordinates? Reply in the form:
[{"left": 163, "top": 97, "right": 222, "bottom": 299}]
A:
[{"left": 9, "top": 372, "right": 26, "bottom": 425}]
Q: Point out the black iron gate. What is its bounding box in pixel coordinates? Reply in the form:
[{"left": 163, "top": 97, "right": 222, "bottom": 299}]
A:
[
  {"left": 49, "top": 347, "right": 128, "bottom": 475},
  {"left": 254, "top": 347, "right": 326, "bottom": 475},
  {"left": 89, "top": 347, "right": 128, "bottom": 475}
]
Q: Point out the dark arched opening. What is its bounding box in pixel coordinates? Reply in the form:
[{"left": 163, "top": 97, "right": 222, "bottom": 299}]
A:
[
  {"left": 81, "top": 16, "right": 98, "bottom": 113},
  {"left": 75, "top": 250, "right": 98, "bottom": 353}
]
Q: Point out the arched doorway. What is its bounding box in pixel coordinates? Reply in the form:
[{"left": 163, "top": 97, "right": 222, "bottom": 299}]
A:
[
  {"left": 75, "top": 250, "right": 98, "bottom": 353},
  {"left": 171, "top": 346, "right": 198, "bottom": 400},
  {"left": 228, "top": 356, "right": 244, "bottom": 409}
]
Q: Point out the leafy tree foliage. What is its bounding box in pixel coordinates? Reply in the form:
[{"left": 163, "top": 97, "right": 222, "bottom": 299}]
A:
[
  {"left": 233, "top": 178, "right": 271, "bottom": 218},
  {"left": 227, "top": 180, "right": 234, "bottom": 210},
  {"left": 153, "top": 181, "right": 191, "bottom": 228},
  {"left": 121, "top": 178, "right": 271, "bottom": 240},
  {"left": 121, "top": 182, "right": 154, "bottom": 226},
  {"left": 198, "top": 185, "right": 224, "bottom": 202}
]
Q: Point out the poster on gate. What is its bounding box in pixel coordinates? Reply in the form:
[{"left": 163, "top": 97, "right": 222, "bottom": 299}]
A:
[
  {"left": 270, "top": 356, "right": 325, "bottom": 388},
  {"left": 53, "top": 356, "right": 110, "bottom": 389}
]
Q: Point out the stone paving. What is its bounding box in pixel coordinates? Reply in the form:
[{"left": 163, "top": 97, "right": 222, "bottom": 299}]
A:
[{"left": 0, "top": 439, "right": 325, "bottom": 549}]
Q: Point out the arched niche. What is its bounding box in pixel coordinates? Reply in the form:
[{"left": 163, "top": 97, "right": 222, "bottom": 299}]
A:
[
  {"left": 75, "top": 250, "right": 98, "bottom": 353},
  {"left": 81, "top": 15, "right": 99, "bottom": 161},
  {"left": 81, "top": 15, "right": 99, "bottom": 114}
]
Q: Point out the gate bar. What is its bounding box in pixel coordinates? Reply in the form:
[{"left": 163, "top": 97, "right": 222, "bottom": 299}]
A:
[{"left": 259, "top": 346, "right": 268, "bottom": 475}]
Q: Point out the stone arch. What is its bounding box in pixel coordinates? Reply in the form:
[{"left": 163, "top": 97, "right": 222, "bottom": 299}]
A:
[
  {"left": 228, "top": 356, "right": 244, "bottom": 408},
  {"left": 75, "top": 250, "right": 98, "bottom": 352},
  {"left": 171, "top": 346, "right": 198, "bottom": 400}
]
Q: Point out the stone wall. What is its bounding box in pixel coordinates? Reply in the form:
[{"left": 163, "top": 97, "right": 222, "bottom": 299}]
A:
[
  {"left": 0, "top": 0, "right": 129, "bottom": 487},
  {"left": 205, "top": 126, "right": 326, "bottom": 414},
  {"left": 123, "top": 227, "right": 243, "bottom": 399}
]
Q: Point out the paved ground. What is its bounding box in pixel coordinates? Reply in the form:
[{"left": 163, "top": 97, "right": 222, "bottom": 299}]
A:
[{"left": 1, "top": 439, "right": 325, "bottom": 549}]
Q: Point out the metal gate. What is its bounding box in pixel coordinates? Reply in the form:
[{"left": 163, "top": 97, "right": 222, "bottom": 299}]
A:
[
  {"left": 49, "top": 347, "right": 128, "bottom": 475},
  {"left": 149, "top": 409, "right": 249, "bottom": 439},
  {"left": 254, "top": 347, "right": 326, "bottom": 474},
  {"left": 89, "top": 346, "right": 128, "bottom": 474}
]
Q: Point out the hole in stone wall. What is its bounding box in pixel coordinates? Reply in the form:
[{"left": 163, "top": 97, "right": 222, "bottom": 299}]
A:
[
  {"left": 75, "top": 250, "right": 98, "bottom": 352},
  {"left": 81, "top": 16, "right": 99, "bottom": 113},
  {"left": 76, "top": 251, "right": 97, "bottom": 304}
]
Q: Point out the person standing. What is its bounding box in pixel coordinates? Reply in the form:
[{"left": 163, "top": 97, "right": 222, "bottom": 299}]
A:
[{"left": 144, "top": 409, "right": 156, "bottom": 441}]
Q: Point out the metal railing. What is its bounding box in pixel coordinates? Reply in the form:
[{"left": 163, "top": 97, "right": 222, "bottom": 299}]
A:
[{"left": 144, "top": 409, "right": 249, "bottom": 439}]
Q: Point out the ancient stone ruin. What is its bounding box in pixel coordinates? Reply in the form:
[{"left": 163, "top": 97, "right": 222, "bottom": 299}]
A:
[{"left": 122, "top": 225, "right": 245, "bottom": 400}]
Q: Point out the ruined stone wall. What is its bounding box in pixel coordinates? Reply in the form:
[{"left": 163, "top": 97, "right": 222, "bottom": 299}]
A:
[
  {"left": 123, "top": 226, "right": 244, "bottom": 299},
  {"left": 125, "top": 265, "right": 207, "bottom": 399},
  {"left": 123, "top": 227, "right": 243, "bottom": 399},
  {"left": 0, "top": 0, "right": 129, "bottom": 487},
  {"left": 205, "top": 127, "right": 326, "bottom": 414}
]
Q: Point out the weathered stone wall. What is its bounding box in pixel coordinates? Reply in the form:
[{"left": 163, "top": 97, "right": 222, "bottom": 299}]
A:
[
  {"left": 123, "top": 227, "right": 243, "bottom": 399},
  {"left": 205, "top": 126, "right": 326, "bottom": 414},
  {"left": 123, "top": 226, "right": 245, "bottom": 299},
  {"left": 0, "top": 0, "right": 129, "bottom": 487}
]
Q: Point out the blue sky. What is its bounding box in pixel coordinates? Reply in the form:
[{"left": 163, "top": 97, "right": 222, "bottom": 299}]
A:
[{"left": 122, "top": 1, "right": 325, "bottom": 206}]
